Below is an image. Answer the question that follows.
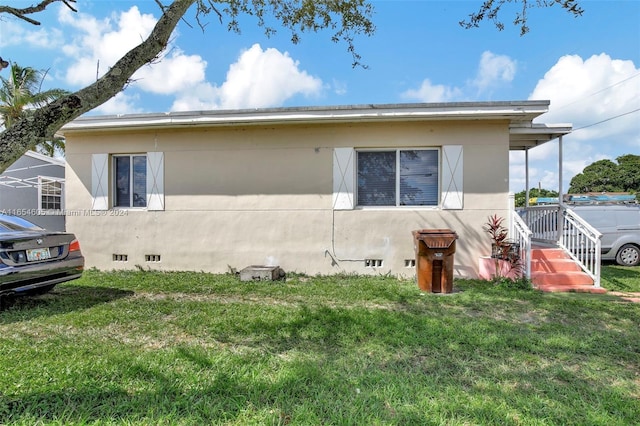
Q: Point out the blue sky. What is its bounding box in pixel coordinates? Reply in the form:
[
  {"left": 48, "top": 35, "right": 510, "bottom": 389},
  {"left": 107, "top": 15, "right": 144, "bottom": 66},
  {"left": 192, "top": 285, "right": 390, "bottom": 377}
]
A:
[{"left": 1, "top": 0, "right": 639, "bottom": 193}]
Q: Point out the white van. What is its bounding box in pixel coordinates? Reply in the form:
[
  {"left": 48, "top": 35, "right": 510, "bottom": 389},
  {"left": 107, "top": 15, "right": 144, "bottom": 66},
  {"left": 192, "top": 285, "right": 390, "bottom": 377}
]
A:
[{"left": 567, "top": 203, "right": 640, "bottom": 266}]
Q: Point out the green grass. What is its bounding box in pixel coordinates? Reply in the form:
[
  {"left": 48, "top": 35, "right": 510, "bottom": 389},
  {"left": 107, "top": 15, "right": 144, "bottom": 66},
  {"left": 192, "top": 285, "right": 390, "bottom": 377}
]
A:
[
  {"left": 600, "top": 263, "right": 640, "bottom": 292},
  {"left": 1, "top": 269, "right": 639, "bottom": 425}
]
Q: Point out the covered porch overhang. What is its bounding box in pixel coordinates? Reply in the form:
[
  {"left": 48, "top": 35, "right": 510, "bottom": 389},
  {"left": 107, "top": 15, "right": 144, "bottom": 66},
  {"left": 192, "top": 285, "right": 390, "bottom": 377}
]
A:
[
  {"left": 509, "top": 122, "right": 573, "bottom": 206},
  {"left": 507, "top": 122, "right": 604, "bottom": 290}
]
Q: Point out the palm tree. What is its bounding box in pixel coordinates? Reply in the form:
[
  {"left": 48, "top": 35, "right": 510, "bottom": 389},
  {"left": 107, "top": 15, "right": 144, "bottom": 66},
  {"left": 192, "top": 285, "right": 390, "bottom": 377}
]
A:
[
  {"left": 0, "top": 63, "right": 69, "bottom": 156},
  {"left": 35, "top": 138, "right": 66, "bottom": 157}
]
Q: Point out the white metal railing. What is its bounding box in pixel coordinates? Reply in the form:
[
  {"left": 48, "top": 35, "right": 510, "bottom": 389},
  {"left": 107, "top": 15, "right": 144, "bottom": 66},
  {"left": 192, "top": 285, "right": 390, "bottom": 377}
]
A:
[
  {"left": 559, "top": 208, "right": 602, "bottom": 287},
  {"left": 510, "top": 211, "right": 533, "bottom": 279},
  {"left": 523, "top": 205, "right": 561, "bottom": 243},
  {"left": 520, "top": 205, "right": 602, "bottom": 288}
]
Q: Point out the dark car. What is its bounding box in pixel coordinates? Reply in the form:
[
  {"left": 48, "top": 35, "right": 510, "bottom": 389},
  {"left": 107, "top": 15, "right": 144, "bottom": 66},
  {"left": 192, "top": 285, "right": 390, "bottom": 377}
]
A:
[{"left": 0, "top": 214, "right": 84, "bottom": 304}]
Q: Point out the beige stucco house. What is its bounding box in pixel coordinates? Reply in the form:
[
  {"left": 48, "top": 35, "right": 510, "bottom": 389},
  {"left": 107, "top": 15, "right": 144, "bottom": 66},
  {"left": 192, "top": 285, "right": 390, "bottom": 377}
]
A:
[{"left": 59, "top": 101, "right": 570, "bottom": 278}]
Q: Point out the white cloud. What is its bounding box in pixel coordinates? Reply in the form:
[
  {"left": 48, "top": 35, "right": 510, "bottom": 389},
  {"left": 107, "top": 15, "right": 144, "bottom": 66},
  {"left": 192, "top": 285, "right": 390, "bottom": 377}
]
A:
[
  {"left": 332, "top": 79, "right": 348, "bottom": 96},
  {"left": 529, "top": 53, "right": 640, "bottom": 141},
  {"left": 55, "top": 6, "right": 320, "bottom": 112},
  {"left": 50, "top": 6, "right": 323, "bottom": 113},
  {"left": 471, "top": 51, "right": 517, "bottom": 92},
  {"left": 0, "top": 20, "right": 63, "bottom": 49},
  {"left": 135, "top": 50, "right": 207, "bottom": 95},
  {"left": 59, "top": 5, "right": 209, "bottom": 99},
  {"left": 513, "top": 54, "right": 640, "bottom": 193},
  {"left": 401, "top": 51, "right": 515, "bottom": 102},
  {"left": 401, "top": 79, "right": 462, "bottom": 102},
  {"left": 92, "top": 92, "right": 144, "bottom": 115},
  {"left": 60, "top": 6, "right": 158, "bottom": 86},
  {"left": 170, "top": 82, "right": 219, "bottom": 111},
  {"left": 171, "top": 44, "right": 323, "bottom": 111}
]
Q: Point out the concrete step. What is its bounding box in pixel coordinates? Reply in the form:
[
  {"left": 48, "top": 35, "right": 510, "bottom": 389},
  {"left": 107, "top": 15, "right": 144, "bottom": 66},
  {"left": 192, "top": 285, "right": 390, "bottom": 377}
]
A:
[
  {"left": 531, "top": 258, "right": 582, "bottom": 273},
  {"left": 531, "top": 248, "right": 571, "bottom": 260},
  {"left": 533, "top": 282, "right": 607, "bottom": 294},
  {"left": 531, "top": 271, "right": 606, "bottom": 293},
  {"left": 530, "top": 247, "right": 604, "bottom": 293},
  {"left": 532, "top": 271, "right": 593, "bottom": 286}
]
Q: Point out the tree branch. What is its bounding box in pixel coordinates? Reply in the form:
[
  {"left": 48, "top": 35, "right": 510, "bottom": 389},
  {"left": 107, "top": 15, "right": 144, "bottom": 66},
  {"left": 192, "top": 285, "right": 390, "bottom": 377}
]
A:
[
  {"left": 0, "top": 0, "right": 376, "bottom": 172},
  {"left": 459, "top": 0, "right": 584, "bottom": 36},
  {"left": 0, "top": 0, "right": 196, "bottom": 171},
  {"left": 0, "top": 0, "right": 77, "bottom": 25}
]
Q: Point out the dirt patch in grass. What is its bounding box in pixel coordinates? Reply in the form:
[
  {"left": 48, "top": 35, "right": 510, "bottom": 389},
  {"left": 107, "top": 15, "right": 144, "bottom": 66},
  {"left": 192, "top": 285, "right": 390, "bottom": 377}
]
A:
[
  {"left": 607, "top": 291, "right": 640, "bottom": 303},
  {"left": 130, "top": 290, "right": 415, "bottom": 311}
]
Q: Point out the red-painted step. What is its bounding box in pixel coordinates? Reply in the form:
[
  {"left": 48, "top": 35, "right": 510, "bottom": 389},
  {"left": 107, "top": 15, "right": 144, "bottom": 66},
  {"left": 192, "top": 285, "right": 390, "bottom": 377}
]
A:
[{"left": 530, "top": 248, "right": 605, "bottom": 293}]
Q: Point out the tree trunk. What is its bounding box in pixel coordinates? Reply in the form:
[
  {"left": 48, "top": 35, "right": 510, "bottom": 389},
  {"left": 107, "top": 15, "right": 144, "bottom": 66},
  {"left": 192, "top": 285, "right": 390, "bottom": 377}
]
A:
[{"left": 0, "top": 0, "right": 196, "bottom": 172}]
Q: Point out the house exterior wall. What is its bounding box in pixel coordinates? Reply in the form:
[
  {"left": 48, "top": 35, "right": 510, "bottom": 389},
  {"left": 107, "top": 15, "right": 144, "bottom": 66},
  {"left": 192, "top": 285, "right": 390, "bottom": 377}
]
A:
[
  {"left": 64, "top": 120, "right": 510, "bottom": 277},
  {"left": 0, "top": 152, "right": 65, "bottom": 231}
]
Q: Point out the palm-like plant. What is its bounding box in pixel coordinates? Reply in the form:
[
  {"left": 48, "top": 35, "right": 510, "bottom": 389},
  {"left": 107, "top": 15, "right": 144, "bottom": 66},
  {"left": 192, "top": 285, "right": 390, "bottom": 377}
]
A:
[{"left": 0, "top": 63, "right": 69, "bottom": 156}]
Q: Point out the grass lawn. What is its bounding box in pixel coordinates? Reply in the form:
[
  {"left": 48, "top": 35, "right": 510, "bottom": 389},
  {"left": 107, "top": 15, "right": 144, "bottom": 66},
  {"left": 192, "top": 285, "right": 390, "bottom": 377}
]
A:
[
  {"left": 1, "top": 267, "right": 639, "bottom": 425},
  {"left": 600, "top": 263, "right": 640, "bottom": 292}
]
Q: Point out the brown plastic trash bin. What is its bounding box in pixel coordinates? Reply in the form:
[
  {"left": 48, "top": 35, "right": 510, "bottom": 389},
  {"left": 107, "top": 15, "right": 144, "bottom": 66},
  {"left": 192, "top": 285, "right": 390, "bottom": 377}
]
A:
[{"left": 412, "top": 229, "right": 458, "bottom": 293}]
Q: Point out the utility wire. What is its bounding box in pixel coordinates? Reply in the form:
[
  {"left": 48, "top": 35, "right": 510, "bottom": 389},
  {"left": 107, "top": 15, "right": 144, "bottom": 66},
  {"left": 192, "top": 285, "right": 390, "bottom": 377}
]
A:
[
  {"left": 572, "top": 108, "right": 640, "bottom": 132},
  {"left": 552, "top": 72, "right": 640, "bottom": 112}
]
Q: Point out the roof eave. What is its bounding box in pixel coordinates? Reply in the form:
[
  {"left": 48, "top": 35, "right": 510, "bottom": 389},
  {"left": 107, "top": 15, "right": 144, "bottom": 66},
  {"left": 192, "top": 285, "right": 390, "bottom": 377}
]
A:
[
  {"left": 58, "top": 101, "right": 552, "bottom": 135},
  {"left": 509, "top": 123, "right": 573, "bottom": 150}
]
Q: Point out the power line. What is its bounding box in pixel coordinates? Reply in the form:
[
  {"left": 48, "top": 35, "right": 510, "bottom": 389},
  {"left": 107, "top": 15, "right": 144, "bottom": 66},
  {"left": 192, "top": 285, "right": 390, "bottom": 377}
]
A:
[
  {"left": 553, "top": 72, "right": 640, "bottom": 111},
  {"left": 572, "top": 108, "right": 640, "bottom": 132}
]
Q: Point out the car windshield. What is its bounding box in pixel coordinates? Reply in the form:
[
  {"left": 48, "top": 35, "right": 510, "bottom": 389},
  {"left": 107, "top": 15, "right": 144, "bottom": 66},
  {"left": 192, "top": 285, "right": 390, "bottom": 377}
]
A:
[{"left": 0, "top": 215, "right": 43, "bottom": 232}]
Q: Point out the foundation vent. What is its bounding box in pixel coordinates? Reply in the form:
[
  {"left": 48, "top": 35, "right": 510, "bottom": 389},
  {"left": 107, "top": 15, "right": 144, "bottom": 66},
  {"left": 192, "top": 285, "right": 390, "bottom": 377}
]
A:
[
  {"left": 365, "top": 259, "right": 383, "bottom": 268},
  {"left": 113, "top": 254, "right": 128, "bottom": 262},
  {"left": 145, "top": 254, "right": 161, "bottom": 263},
  {"left": 404, "top": 259, "right": 416, "bottom": 268}
]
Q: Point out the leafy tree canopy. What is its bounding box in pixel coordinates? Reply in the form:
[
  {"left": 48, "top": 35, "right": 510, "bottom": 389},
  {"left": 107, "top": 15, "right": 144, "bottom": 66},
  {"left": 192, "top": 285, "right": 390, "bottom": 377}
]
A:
[
  {"left": 514, "top": 188, "right": 559, "bottom": 207},
  {"left": 568, "top": 154, "right": 640, "bottom": 194}
]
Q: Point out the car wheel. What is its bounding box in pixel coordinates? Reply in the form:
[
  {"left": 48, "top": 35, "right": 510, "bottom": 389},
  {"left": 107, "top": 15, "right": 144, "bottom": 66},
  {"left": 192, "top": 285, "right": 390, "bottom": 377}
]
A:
[{"left": 616, "top": 244, "right": 640, "bottom": 267}]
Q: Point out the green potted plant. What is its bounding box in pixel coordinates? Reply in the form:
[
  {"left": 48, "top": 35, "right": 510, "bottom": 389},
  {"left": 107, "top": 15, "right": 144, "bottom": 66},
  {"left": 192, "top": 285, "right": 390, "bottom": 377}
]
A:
[{"left": 482, "top": 214, "right": 522, "bottom": 281}]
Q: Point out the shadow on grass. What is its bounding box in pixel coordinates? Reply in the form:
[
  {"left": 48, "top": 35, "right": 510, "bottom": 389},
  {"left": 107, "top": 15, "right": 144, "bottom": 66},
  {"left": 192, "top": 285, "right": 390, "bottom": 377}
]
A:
[
  {"left": 1, "top": 276, "right": 639, "bottom": 423},
  {"left": 2, "top": 316, "right": 638, "bottom": 425},
  {"left": 600, "top": 264, "right": 640, "bottom": 292},
  {"left": 0, "top": 285, "right": 133, "bottom": 324}
]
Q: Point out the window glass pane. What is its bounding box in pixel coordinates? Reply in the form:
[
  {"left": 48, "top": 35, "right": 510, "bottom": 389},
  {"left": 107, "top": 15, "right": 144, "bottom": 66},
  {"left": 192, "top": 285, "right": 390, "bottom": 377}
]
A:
[
  {"left": 40, "top": 179, "right": 62, "bottom": 210},
  {"left": 52, "top": 181, "right": 62, "bottom": 196},
  {"left": 42, "top": 196, "right": 53, "bottom": 209},
  {"left": 357, "top": 151, "right": 396, "bottom": 206},
  {"left": 115, "top": 156, "right": 130, "bottom": 207},
  {"left": 400, "top": 150, "right": 439, "bottom": 206},
  {"left": 132, "top": 156, "right": 147, "bottom": 207},
  {"left": 48, "top": 197, "right": 61, "bottom": 210}
]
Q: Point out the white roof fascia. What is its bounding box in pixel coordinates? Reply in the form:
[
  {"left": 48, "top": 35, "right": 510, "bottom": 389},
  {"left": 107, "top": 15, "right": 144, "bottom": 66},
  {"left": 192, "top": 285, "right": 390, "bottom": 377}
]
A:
[
  {"left": 509, "top": 123, "right": 573, "bottom": 150},
  {"left": 23, "top": 150, "right": 66, "bottom": 166},
  {"left": 59, "top": 101, "right": 551, "bottom": 134}
]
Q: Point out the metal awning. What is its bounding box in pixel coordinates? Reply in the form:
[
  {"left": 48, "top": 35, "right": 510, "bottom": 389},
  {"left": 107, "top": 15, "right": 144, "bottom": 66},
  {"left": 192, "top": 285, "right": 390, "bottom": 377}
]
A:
[{"left": 509, "top": 123, "right": 572, "bottom": 150}]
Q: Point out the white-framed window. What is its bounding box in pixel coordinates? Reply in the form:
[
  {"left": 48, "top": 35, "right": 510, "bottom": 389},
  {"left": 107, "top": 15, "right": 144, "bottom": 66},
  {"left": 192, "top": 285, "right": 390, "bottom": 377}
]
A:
[
  {"left": 357, "top": 149, "right": 439, "bottom": 207},
  {"left": 113, "top": 154, "right": 147, "bottom": 208},
  {"left": 91, "top": 152, "right": 164, "bottom": 211},
  {"left": 38, "top": 176, "right": 63, "bottom": 211},
  {"left": 332, "top": 145, "right": 463, "bottom": 210}
]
